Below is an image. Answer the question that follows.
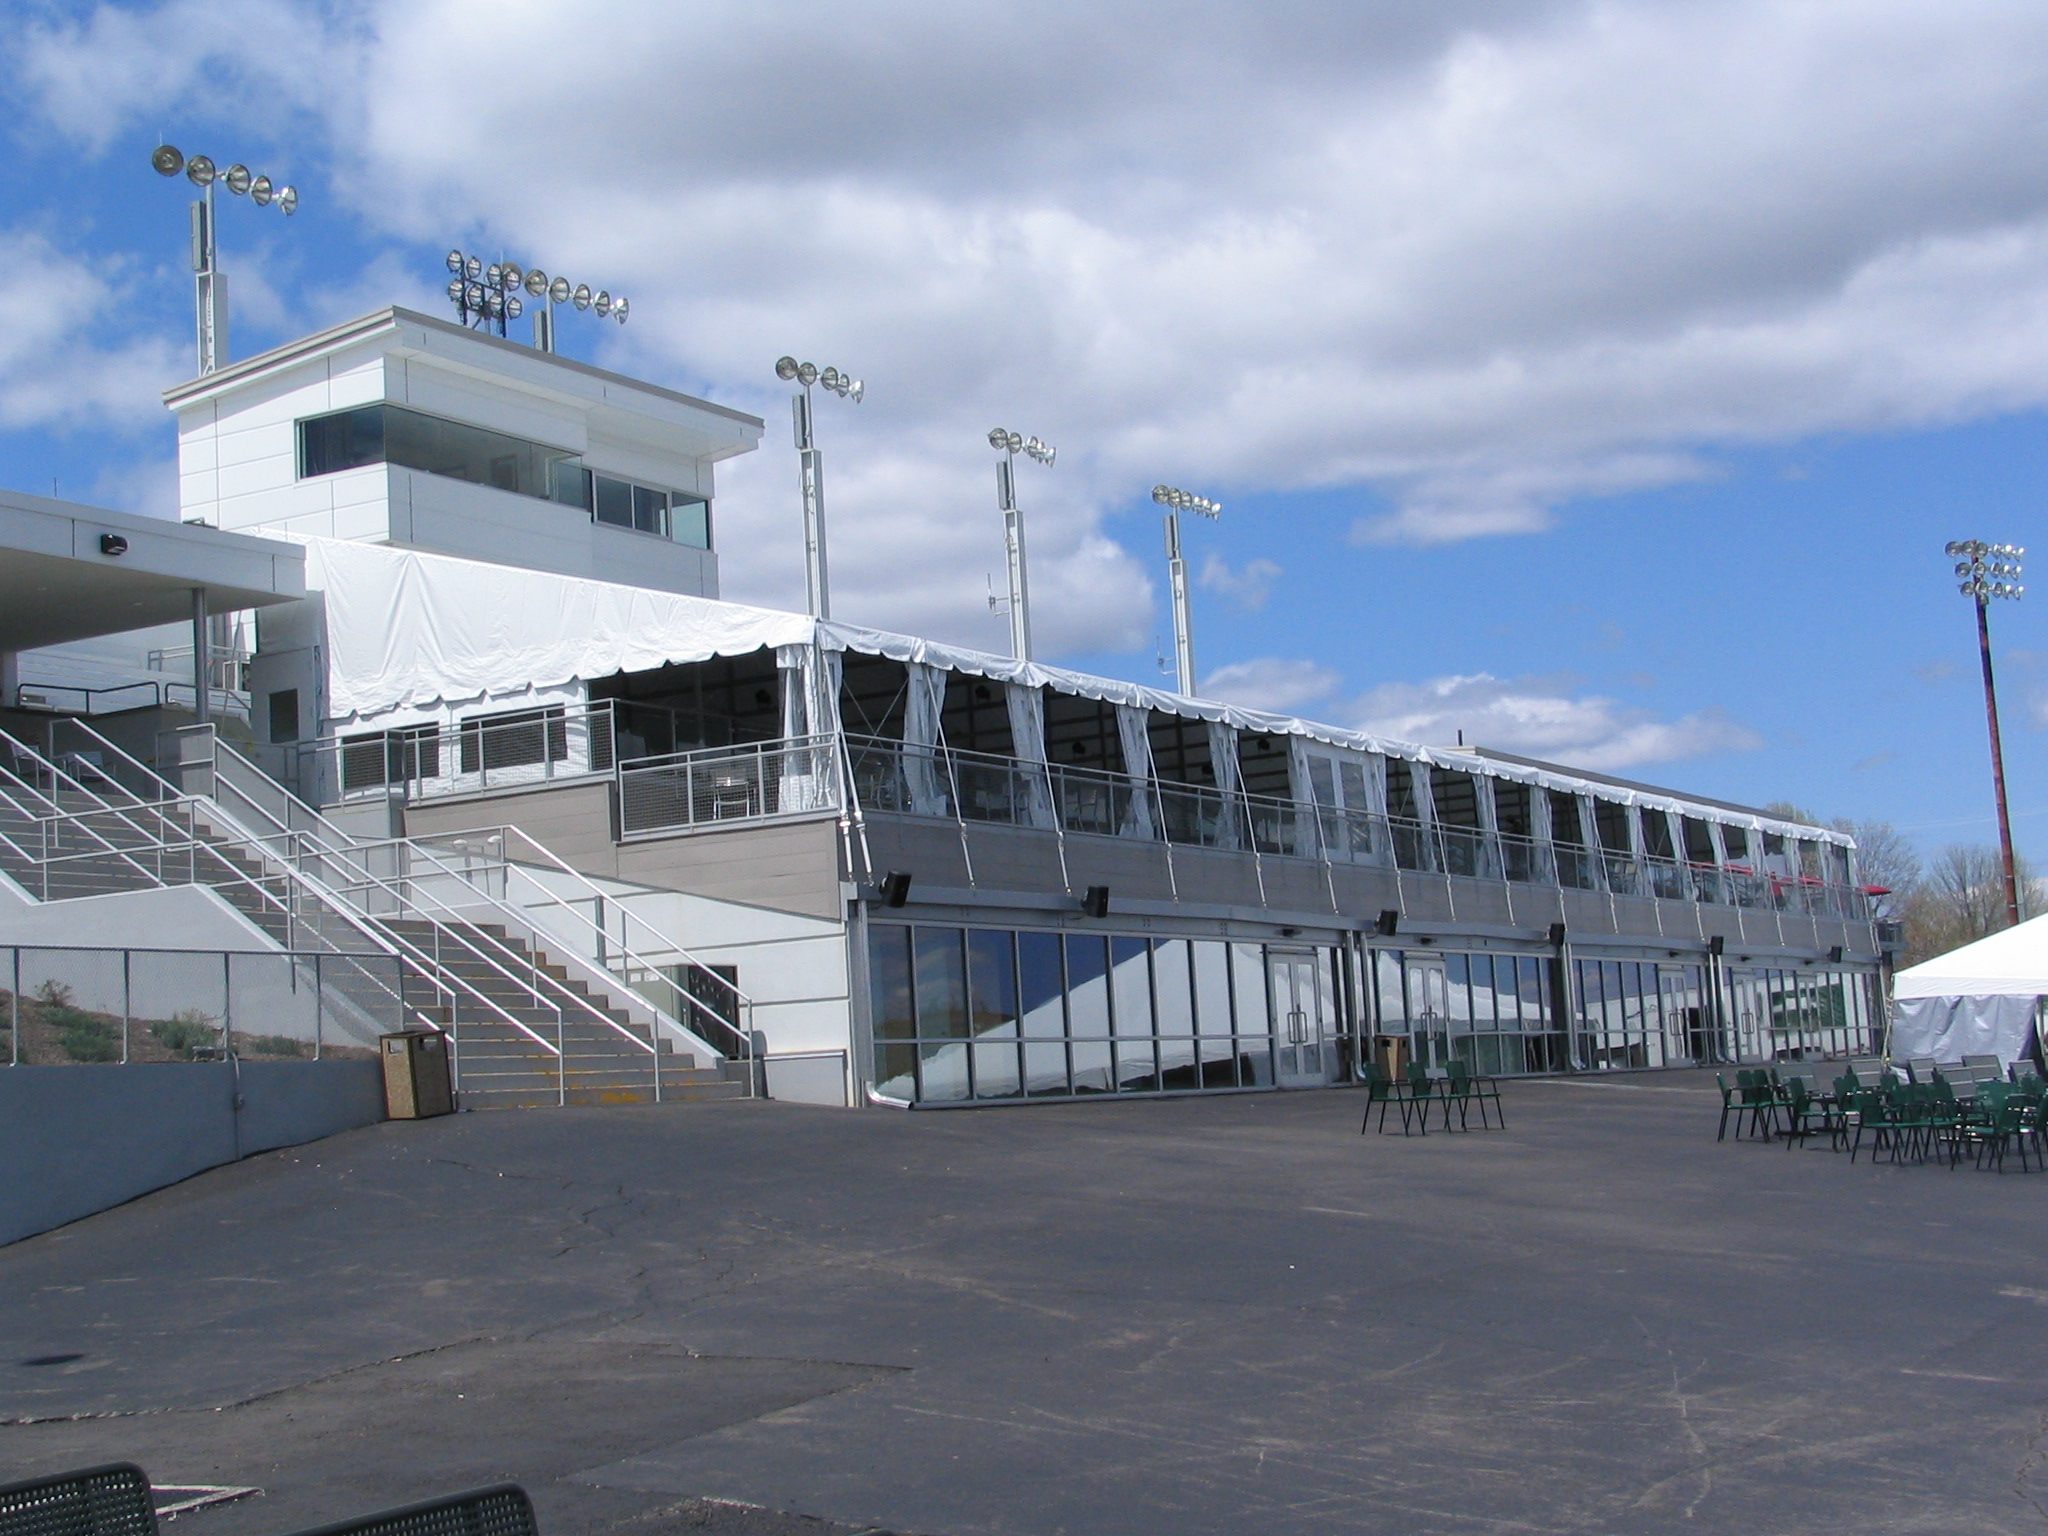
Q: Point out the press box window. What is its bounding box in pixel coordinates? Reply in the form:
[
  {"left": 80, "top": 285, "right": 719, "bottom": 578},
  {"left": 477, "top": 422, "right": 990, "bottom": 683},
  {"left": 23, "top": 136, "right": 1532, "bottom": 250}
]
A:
[
  {"left": 299, "top": 403, "right": 578, "bottom": 500},
  {"left": 299, "top": 403, "right": 711, "bottom": 549}
]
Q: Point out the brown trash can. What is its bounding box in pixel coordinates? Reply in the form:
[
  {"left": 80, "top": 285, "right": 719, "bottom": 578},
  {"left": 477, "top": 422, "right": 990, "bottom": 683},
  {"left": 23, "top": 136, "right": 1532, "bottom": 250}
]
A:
[
  {"left": 1374, "top": 1034, "right": 1411, "bottom": 1078},
  {"left": 381, "top": 1029, "right": 455, "bottom": 1119}
]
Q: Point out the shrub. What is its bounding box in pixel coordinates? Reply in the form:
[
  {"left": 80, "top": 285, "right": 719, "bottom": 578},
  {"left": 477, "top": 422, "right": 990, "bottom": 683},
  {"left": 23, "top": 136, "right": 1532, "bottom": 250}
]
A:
[
  {"left": 149, "top": 1010, "right": 221, "bottom": 1060},
  {"left": 35, "top": 980, "right": 121, "bottom": 1063}
]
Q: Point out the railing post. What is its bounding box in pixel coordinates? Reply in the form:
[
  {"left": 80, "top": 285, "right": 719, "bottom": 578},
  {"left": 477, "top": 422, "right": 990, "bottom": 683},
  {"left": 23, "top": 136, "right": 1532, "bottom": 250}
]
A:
[{"left": 121, "top": 948, "right": 132, "bottom": 1064}]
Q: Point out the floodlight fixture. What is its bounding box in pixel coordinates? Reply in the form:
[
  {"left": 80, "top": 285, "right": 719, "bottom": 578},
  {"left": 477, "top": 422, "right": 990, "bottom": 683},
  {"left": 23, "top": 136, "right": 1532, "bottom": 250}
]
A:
[
  {"left": 1946, "top": 536, "right": 2027, "bottom": 928},
  {"left": 988, "top": 427, "right": 1056, "bottom": 660},
  {"left": 442, "top": 248, "right": 624, "bottom": 346},
  {"left": 777, "top": 356, "right": 865, "bottom": 619},
  {"left": 1152, "top": 482, "right": 1223, "bottom": 693},
  {"left": 150, "top": 143, "right": 299, "bottom": 374}
]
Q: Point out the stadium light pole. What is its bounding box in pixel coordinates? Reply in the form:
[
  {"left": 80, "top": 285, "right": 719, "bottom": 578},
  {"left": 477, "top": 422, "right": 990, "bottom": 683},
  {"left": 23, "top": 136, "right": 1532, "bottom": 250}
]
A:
[
  {"left": 989, "top": 429, "right": 1055, "bottom": 660},
  {"left": 777, "top": 358, "right": 863, "bottom": 619},
  {"left": 1947, "top": 538, "right": 2026, "bottom": 927},
  {"left": 1151, "top": 484, "right": 1221, "bottom": 695},
  {"left": 150, "top": 145, "right": 298, "bottom": 375}
]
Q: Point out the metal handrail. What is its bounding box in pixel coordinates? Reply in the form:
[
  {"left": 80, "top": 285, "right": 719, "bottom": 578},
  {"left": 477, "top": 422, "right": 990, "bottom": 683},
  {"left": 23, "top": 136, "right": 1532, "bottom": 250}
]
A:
[
  {"left": 192, "top": 775, "right": 577, "bottom": 1064},
  {"left": 414, "top": 825, "right": 758, "bottom": 1062},
  {"left": 185, "top": 730, "right": 717, "bottom": 1076},
  {"left": 26, "top": 723, "right": 551, "bottom": 1057}
]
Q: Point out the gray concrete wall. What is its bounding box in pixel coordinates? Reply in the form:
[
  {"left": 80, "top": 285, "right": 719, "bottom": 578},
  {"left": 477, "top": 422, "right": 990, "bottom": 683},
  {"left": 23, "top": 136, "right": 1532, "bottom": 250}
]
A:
[{"left": 0, "top": 1059, "right": 384, "bottom": 1248}]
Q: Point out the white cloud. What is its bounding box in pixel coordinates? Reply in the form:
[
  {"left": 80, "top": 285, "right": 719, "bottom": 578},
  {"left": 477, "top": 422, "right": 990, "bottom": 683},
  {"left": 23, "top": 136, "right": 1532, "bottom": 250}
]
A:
[
  {"left": 25, "top": 0, "right": 2048, "bottom": 642},
  {"left": 0, "top": 230, "right": 183, "bottom": 432},
  {"left": 1352, "top": 671, "right": 1763, "bottom": 771},
  {"left": 1197, "top": 555, "right": 1283, "bottom": 611},
  {"left": 1200, "top": 657, "right": 1344, "bottom": 714}
]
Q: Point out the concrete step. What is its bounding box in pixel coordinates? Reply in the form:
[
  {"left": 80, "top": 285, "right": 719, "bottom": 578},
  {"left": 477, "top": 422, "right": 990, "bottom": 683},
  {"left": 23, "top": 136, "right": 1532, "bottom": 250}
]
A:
[{"left": 456, "top": 1078, "right": 748, "bottom": 1110}]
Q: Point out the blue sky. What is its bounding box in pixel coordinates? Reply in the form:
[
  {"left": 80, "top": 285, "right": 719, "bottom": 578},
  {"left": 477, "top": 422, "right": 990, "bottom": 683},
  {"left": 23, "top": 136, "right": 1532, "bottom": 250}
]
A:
[{"left": 4, "top": 0, "right": 2047, "bottom": 868}]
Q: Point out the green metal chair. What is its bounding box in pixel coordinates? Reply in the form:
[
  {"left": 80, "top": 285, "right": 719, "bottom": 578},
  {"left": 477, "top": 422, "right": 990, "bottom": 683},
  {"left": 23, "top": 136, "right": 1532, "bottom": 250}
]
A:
[
  {"left": 1448, "top": 1060, "right": 1506, "bottom": 1130},
  {"left": 1401, "top": 1060, "right": 1446, "bottom": 1135},
  {"left": 1359, "top": 1062, "right": 1413, "bottom": 1135}
]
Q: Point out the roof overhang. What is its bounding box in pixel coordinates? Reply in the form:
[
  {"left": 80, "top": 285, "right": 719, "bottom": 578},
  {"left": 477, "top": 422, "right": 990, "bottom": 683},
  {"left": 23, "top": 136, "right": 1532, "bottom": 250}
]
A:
[
  {"left": 160, "top": 307, "right": 765, "bottom": 463},
  {"left": 0, "top": 490, "right": 306, "bottom": 652}
]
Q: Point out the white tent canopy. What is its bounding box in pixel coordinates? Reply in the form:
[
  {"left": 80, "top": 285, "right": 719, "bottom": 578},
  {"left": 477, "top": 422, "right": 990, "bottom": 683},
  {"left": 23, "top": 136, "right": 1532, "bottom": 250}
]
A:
[
  {"left": 1891, "top": 914, "right": 2048, "bottom": 1064},
  {"left": 292, "top": 535, "right": 1847, "bottom": 846}
]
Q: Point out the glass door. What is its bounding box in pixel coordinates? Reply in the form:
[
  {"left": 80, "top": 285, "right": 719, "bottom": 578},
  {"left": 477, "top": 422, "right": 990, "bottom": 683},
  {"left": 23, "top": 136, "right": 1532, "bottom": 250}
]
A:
[
  {"left": 1270, "top": 951, "right": 1332, "bottom": 1087},
  {"left": 1407, "top": 958, "right": 1451, "bottom": 1069}
]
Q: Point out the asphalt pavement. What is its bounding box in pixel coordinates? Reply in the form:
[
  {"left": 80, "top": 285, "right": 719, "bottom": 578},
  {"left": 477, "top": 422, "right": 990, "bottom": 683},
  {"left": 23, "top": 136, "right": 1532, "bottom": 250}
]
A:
[{"left": 1, "top": 1071, "right": 2043, "bottom": 1536}]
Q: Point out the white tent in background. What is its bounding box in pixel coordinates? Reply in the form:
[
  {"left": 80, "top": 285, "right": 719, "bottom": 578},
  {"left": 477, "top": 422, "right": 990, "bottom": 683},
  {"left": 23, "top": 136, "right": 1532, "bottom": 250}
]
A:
[{"left": 1891, "top": 914, "right": 2048, "bottom": 1064}]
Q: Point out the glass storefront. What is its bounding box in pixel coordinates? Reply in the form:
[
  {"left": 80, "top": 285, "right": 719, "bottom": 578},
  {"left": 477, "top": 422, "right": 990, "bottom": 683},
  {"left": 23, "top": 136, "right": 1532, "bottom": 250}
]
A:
[
  {"left": 867, "top": 924, "right": 1343, "bottom": 1103},
  {"left": 871, "top": 927, "right": 1884, "bottom": 1104}
]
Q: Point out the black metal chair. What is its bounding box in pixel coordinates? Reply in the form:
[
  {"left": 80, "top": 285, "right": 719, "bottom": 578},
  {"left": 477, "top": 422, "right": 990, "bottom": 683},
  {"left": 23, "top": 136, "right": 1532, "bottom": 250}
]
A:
[{"left": 0, "top": 1465, "right": 158, "bottom": 1536}]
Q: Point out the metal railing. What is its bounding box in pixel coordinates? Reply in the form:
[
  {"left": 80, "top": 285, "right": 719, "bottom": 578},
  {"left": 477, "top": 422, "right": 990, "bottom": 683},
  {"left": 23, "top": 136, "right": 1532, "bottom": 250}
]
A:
[
  {"left": 11, "top": 679, "right": 249, "bottom": 720},
  {"left": 189, "top": 727, "right": 745, "bottom": 1082},
  {"left": 404, "top": 826, "right": 761, "bottom": 1065},
  {"left": 617, "top": 734, "right": 838, "bottom": 837},
  {"left": 4, "top": 723, "right": 573, "bottom": 1075},
  {"left": 2, "top": 945, "right": 403, "bottom": 1066},
  {"left": 842, "top": 733, "right": 1873, "bottom": 921}
]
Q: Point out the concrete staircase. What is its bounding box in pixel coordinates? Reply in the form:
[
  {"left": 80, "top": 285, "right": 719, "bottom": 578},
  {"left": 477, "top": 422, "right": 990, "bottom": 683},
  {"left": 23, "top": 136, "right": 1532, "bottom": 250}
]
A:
[{"left": 383, "top": 918, "right": 744, "bottom": 1108}]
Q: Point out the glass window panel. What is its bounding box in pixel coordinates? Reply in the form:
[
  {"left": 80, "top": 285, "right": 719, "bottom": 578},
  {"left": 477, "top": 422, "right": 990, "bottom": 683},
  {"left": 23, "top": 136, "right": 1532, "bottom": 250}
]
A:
[
  {"left": 919, "top": 1040, "right": 970, "bottom": 1101},
  {"left": 1158, "top": 1030, "right": 1199, "bottom": 1088},
  {"left": 1198, "top": 1032, "right": 1239, "bottom": 1087},
  {"left": 1375, "top": 950, "right": 1406, "bottom": 1029},
  {"left": 1238, "top": 1036, "right": 1274, "bottom": 1086},
  {"left": 1116, "top": 1039, "right": 1160, "bottom": 1092},
  {"left": 1152, "top": 939, "right": 1194, "bottom": 1035},
  {"left": 1339, "top": 761, "right": 1369, "bottom": 812},
  {"left": 1069, "top": 1037, "right": 1114, "bottom": 1093},
  {"left": 1065, "top": 935, "right": 1110, "bottom": 1035},
  {"left": 594, "top": 474, "right": 635, "bottom": 529},
  {"left": 966, "top": 929, "right": 1019, "bottom": 1039},
  {"left": 1110, "top": 937, "right": 1152, "bottom": 1037},
  {"left": 1018, "top": 932, "right": 1065, "bottom": 1037},
  {"left": 1520, "top": 957, "right": 1547, "bottom": 1023},
  {"left": 868, "top": 924, "right": 914, "bottom": 1041},
  {"left": 299, "top": 405, "right": 384, "bottom": 477},
  {"left": 972, "top": 1039, "right": 1022, "bottom": 1099},
  {"left": 1446, "top": 954, "right": 1473, "bottom": 1026},
  {"left": 1193, "top": 941, "right": 1234, "bottom": 1035},
  {"left": 913, "top": 928, "right": 969, "bottom": 1039},
  {"left": 1023, "top": 1039, "right": 1070, "bottom": 1096},
  {"left": 1470, "top": 955, "right": 1495, "bottom": 1026},
  {"left": 672, "top": 495, "right": 711, "bottom": 549},
  {"left": 1229, "top": 944, "right": 1269, "bottom": 1035},
  {"left": 632, "top": 483, "right": 668, "bottom": 535},
  {"left": 1307, "top": 755, "right": 1337, "bottom": 807},
  {"left": 873, "top": 1043, "right": 917, "bottom": 1098}
]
